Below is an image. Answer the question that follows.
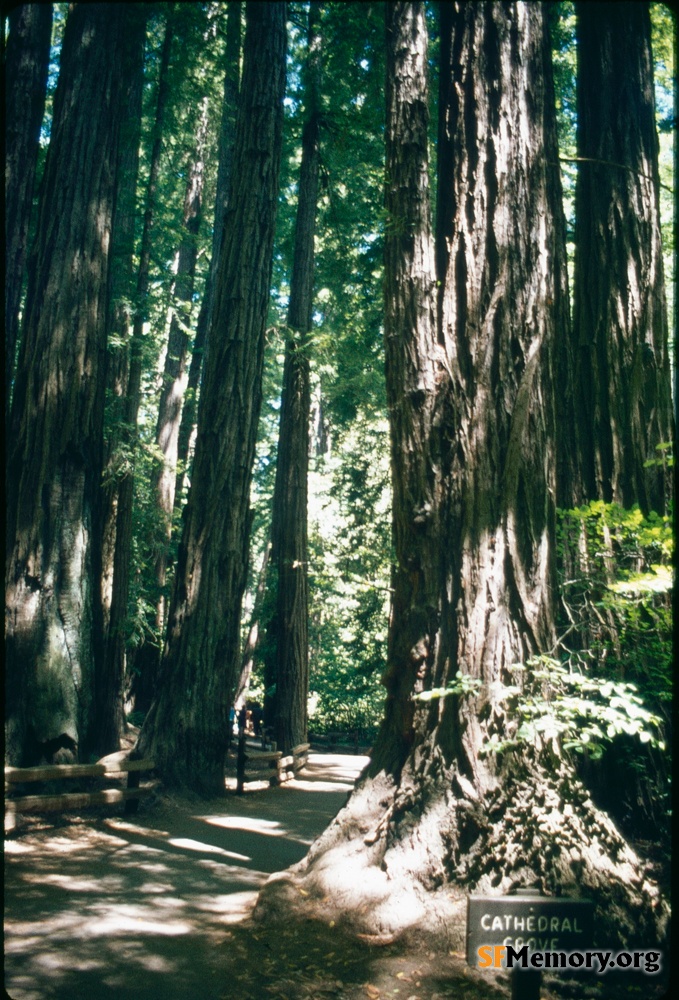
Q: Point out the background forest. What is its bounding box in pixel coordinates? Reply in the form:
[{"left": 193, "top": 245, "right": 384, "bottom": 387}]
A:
[{"left": 4, "top": 0, "right": 675, "bottom": 927}]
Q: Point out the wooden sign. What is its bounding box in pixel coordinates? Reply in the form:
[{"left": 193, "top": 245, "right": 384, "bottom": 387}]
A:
[{"left": 467, "top": 894, "right": 594, "bottom": 968}]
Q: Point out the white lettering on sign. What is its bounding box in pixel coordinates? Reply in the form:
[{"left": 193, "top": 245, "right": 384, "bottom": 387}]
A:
[
  {"left": 501, "top": 936, "right": 566, "bottom": 951},
  {"left": 480, "top": 913, "right": 584, "bottom": 935}
]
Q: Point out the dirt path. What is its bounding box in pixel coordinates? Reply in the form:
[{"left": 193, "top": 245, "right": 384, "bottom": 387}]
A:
[{"left": 4, "top": 752, "right": 664, "bottom": 1000}]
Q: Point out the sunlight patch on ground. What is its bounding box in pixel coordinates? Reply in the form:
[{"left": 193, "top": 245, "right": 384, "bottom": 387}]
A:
[
  {"left": 6, "top": 903, "right": 193, "bottom": 942},
  {"left": 104, "top": 817, "right": 173, "bottom": 838},
  {"left": 192, "top": 856, "right": 270, "bottom": 884},
  {"left": 224, "top": 776, "right": 270, "bottom": 791},
  {"left": 288, "top": 777, "right": 355, "bottom": 793},
  {"left": 167, "top": 836, "right": 251, "bottom": 861},
  {"left": 191, "top": 891, "right": 260, "bottom": 923},
  {"left": 138, "top": 880, "right": 178, "bottom": 894},
  {"left": 201, "top": 815, "right": 289, "bottom": 837},
  {"left": 77, "top": 903, "right": 192, "bottom": 936},
  {"left": 22, "top": 872, "right": 125, "bottom": 893},
  {"left": 3, "top": 840, "right": 35, "bottom": 854}
]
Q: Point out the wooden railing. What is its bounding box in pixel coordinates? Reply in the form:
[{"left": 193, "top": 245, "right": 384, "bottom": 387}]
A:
[
  {"left": 4, "top": 751, "right": 155, "bottom": 830},
  {"left": 233, "top": 739, "right": 310, "bottom": 794}
]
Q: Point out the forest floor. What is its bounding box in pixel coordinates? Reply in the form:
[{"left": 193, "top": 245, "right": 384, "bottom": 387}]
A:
[{"left": 4, "top": 748, "right": 668, "bottom": 1000}]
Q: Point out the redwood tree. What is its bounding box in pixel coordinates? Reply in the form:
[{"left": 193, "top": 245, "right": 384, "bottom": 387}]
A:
[
  {"left": 564, "top": 1, "right": 674, "bottom": 513},
  {"left": 98, "top": 8, "right": 175, "bottom": 745},
  {"left": 256, "top": 0, "right": 667, "bottom": 951},
  {"left": 137, "top": 1, "right": 287, "bottom": 795},
  {"left": 5, "top": 4, "right": 129, "bottom": 765},
  {"left": 151, "top": 96, "right": 210, "bottom": 639},
  {"left": 266, "top": 1, "right": 322, "bottom": 753},
  {"left": 4, "top": 3, "right": 52, "bottom": 422},
  {"left": 174, "top": 1, "right": 242, "bottom": 511}
]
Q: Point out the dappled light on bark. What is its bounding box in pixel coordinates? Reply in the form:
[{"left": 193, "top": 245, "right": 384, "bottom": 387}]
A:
[{"left": 255, "top": 0, "right": 669, "bottom": 958}]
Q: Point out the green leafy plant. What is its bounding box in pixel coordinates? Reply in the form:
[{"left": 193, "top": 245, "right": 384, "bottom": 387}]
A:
[
  {"left": 482, "top": 656, "right": 665, "bottom": 761},
  {"left": 413, "top": 672, "right": 483, "bottom": 703}
]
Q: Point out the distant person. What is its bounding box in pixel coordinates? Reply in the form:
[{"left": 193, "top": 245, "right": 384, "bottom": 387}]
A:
[
  {"left": 237, "top": 704, "right": 247, "bottom": 734},
  {"left": 251, "top": 703, "right": 263, "bottom": 737}
]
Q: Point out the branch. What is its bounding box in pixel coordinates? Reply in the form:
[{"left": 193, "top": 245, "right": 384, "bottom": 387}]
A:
[{"left": 554, "top": 155, "right": 673, "bottom": 195}]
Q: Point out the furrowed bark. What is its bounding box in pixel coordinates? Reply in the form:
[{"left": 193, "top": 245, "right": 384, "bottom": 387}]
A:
[
  {"left": 254, "top": 1, "right": 667, "bottom": 954},
  {"left": 174, "top": 1, "right": 242, "bottom": 511},
  {"left": 137, "top": 1, "right": 287, "bottom": 796},
  {"left": 267, "top": 0, "right": 321, "bottom": 753},
  {"left": 5, "top": 4, "right": 129, "bottom": 765},
  {"left": 152, "top": 96, "right": 209, "bottom": 640},
  {"left": 98, "top": 9, "right": 175, "bottom": 750},
  {"left": 4, "top": 3, "right": 52, "bottom": 422},
  {"left": 566, "top": 1, "right": 674, "bottom": 513}
]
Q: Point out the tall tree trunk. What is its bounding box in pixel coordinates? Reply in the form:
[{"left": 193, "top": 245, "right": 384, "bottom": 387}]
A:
[
  {"left": 267, "top": 0, "right": 321, "bottom": 753},
  {"left": 137, "top": 1, "right": 287, "bottom": 796},
  {"left": 152, "top": 96, "right": 209, "bottom": 640},
  {"left": 564, "top": 1, "right": 674, "bottom": 513},
  {"left": 5, "top": 4, "right": 128, "bottom": 766},
  {"left": 99, "top": 6, "right": 148, "bottom": 643},
  {"left": 99, "top": 10, "right": 175, "bottom": 744},
  {"left": 255, "top": 1, "right": 667, "bottom": 951},
  {"left": 5, "top": 3, "right": 52, "bottom": 422},
  {"left": 174, "top": 2, "right": 242, "bottom": 511}
]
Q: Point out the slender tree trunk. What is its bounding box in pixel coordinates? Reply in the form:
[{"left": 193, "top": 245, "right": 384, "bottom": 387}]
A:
[
  {"left": 99, "top": 6, "right": 148, "bottom": 642},
  {"left": 5, "top": 3, "right": 52, "bottom": 422},
  {"left": 137, "top": 1, "right": 287, "bottom": 796},
  {"left": 235, "top": 539, "right": 272, "bottom": 707},
  {"left": 5, "top": 4, "right": 128, "bottom": 766},
  {"left": 255, "top": 1, "right": 667, "bottom": 951},
  {"left": 565, "top": 1, "right": 674, "bottom": 513},
  {"left": 267, "top": 1, "right": 321, "bottom": 753},
  {"left": 174, "top": 2, "right": 242, "bottom": 511},
  {"left": 152, "top": 96, "right": 209, "bottom": 639},
  {"left": 99, "top": 10, "right": 175, "bottom": 745}
]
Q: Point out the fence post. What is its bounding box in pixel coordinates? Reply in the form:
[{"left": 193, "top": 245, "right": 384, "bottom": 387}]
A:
[{"left": 236, "top": 732, "right": 246, "bottom": 795}]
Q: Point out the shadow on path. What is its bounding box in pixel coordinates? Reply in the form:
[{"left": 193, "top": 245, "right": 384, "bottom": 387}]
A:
[{"left": 4, "top": 753, "right": 366, "bottom": 1000}]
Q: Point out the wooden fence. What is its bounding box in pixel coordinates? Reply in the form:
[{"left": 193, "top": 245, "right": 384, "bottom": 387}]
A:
[
  {"left": 5, "top": 751, "right": 155, "bottom": 831},
  {"left": 233, "top": 738, "right": 309, "bottom": 794}
]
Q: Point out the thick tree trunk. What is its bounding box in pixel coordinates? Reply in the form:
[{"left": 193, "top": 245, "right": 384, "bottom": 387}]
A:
[
  {"left": 152, "top": 97, "right": 209, "bottom": 639},
  {"left": 137, "top": 2, "right": 287, "bottom": 795},
  {"left": 174, "top": 2, "right": 242, "bottom": 511},
  {"left": 564, "top": 2, "right": 674, "bottom": 513},
  {"left": 267, "top": 1, "right": 321, "bottom": 753},
  {"left": 4, "top": 3, "right": 52, "bottom": 422},
  {"left": 5, "top": 4, "right": 128, "bottom": 766},
  {"left": 255, "top": 1, "right": 667, "bottom": 953},
  {"left": 99, "top": 10, "right": 175, "bottom": 744}
]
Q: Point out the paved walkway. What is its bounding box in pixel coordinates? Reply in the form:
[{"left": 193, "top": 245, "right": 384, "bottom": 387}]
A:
[{"left": 4, "top": 752, "right": 369, "bottom": 1000}]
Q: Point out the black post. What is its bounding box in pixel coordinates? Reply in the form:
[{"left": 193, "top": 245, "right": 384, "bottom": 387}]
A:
[
  {"left": 236, "top": 732, "right": 246, "bottom": 795},
  {"left": 511, "top": 967, "right": 541, "bottom": 1000}
]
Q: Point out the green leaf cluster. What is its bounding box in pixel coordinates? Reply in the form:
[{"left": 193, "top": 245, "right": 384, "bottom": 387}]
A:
[{"left": 484, "top": 656, "right": 665, "bottom": 761}]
